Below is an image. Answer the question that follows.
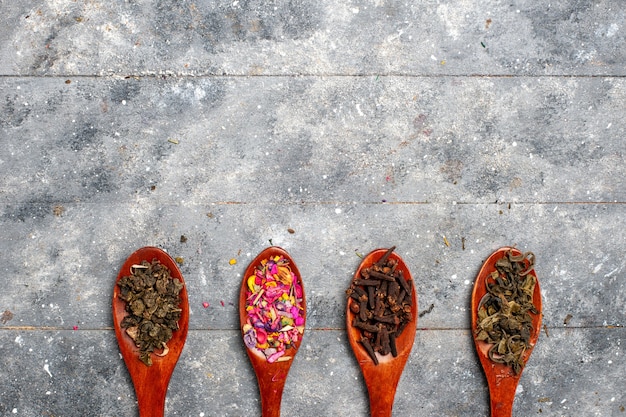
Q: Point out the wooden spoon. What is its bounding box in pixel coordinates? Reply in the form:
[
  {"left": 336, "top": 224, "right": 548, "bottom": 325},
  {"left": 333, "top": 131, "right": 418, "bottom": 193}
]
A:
[
  {"left": 346, "top": 248, "right": 418, "bottom": 417},
  {"left": 113, "top": 246, "right": 189, "bottom": 417},
  {"left": 239, "top": 246, "right": 306, "bottom": 417},
  {"left": 471, "top": 247, "right": 542, "bottom": 417}
]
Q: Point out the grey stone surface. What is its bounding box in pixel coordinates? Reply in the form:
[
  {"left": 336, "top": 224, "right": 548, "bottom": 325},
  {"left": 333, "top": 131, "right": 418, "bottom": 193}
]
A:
[
  {"left": 1, "top": 328, "right": 624, "bottom": 416},
  {"left": 1, "top": 1, "right": 625, "bottom": 76},
  {"left": 1, "top": 1, "right": 625, "bottom": 416}
]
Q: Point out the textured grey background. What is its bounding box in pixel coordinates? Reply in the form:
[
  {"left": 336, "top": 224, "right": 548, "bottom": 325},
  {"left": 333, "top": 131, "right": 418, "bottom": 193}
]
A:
[{"left": 0, "top": 1, "right": 624, "bottom": 416}]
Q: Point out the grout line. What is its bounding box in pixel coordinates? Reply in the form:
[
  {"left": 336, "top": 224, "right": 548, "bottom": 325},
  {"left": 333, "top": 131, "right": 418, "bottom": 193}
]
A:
[
  {"left": 1, "top": 74, "right": 626, "bottom": 79},
  {"left": 0, "top": 199, "right": 624, "bottom": 206}
]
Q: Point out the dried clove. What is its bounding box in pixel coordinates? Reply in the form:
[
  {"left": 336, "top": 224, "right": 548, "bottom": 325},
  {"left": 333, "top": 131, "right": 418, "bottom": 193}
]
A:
[
  {"left": 347, "top": 247, "right": 413, "bottom": 365},
  {"left": 354, "top": 279, "right": 381, "bottom": 286},
  {"left": 360, "top": 337, "right": 379, "bottom": 365}
]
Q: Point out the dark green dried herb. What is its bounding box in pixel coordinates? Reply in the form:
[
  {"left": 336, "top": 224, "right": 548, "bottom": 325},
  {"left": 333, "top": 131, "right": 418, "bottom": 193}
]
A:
[
  {"left": 117, "top": 259, "right": 184, "bottom": 366},
  {"left": 475, "top": 250, "right": 537, "bottom": 374}
]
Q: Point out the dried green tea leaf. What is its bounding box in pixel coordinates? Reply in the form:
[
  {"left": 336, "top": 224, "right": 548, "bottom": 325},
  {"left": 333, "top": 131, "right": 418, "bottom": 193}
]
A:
[
  {"left": 476, "top": 250, "right": 537, "bottom": 374},
  {"left": 118, "top": 259, "right": 183, "bottom": 366}
]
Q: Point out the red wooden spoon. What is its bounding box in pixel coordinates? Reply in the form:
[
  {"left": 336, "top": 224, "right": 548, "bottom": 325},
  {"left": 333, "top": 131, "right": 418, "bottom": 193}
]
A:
[
  {"left": 113, "top": 247, "right": 189, "bottom": 417},
  {"left": 239, "top": 246, "right": 306, "bottom": 417},
  {"left": 346, "top": 248, "right": 417, "bottom": 417},
  {"left": 471, "top": 247, "right": 542, "bottom": 417}
]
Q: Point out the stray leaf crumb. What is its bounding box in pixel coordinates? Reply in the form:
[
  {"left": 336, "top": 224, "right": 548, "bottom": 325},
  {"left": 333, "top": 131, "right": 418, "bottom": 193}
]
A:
[
  {"left": 53, "top": 205, "right": 65, "bottom": 217},
  {"left": 229, "top": 258, "right": 237, "bottom": 265},
  {"left": 175, "top": 257, "right": 184, "bottom": 265},
  {"left": 287, "top": 228, "right": 295, "bottom": 234},
  {"left": 419, "top": 303, "right": 435, "bottom": 318},
  {"left": 168, "top": 138, "right": 179, "bottom": 144},
  {"left": 1, "top": 310, "right": 14, "bottom": 324},
  {"left": 206, "top": 212, "right": 214, "bottom": 218},
  {"left": 180, "top": 235, "right": 187, "bottom": 243},
  {"left": 443, "top": 235, "right": 450, "bottom": 247},
  {"left": 202, "top": 302, "right": 209, "bottom": 308},
  {"left": 563, "top": 314, "right": 573, "bottom": 325}
]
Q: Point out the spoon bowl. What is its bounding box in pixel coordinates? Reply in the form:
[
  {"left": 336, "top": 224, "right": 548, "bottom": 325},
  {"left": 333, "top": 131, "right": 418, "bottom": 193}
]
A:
[
  {"left": 346, "top": 248, "right": 417, "bottom": 417},
  {"left": 113, "top": 247, "right": 189, "bottom": 417},
  {"left": 471, "top": 247, "right": 542, "bottom": 417},
  {"left": 239, "top": 246, "right": 306, "bottom": 417}
]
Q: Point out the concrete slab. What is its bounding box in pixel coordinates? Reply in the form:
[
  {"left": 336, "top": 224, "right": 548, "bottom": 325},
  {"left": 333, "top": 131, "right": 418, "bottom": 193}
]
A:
[
  {"left": 1, "top": 1, "right": 625, "bottom": 76},
  {"left": 0, "top": 1, "right": 625, "bottom": 416}
]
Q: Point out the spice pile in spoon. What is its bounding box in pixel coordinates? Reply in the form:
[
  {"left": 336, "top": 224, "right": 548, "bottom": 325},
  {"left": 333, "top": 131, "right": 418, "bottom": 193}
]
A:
[
  {"left": 475, "top": 250, "right": 538, "bottom": 374},
  {"left": 242, "top": 255, "right": 305, "bottom": 363},
  {"left": 346, "top": 246, "right": 413, "bottom": 365},
  {"left": 117, "top": 259, "right": 184, "bottom": 366}
]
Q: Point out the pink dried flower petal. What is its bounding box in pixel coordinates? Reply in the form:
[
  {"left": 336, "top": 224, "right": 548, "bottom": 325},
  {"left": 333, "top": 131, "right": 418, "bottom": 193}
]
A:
[{"left": 267, "top": 350, "right": 285, "bottom": 363}]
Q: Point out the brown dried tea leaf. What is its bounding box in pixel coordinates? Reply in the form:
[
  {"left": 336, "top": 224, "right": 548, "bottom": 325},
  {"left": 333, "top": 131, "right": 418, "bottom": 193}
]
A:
[
  {"left": 476, "top": 250, "right": 537, "bottom": 374},
  {"left": 118, "top": 259, "right": 183, "bottom": 366}
]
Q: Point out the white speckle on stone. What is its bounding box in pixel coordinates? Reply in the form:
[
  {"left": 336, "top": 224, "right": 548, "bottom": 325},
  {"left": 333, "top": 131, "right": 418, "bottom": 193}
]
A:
[
  {"left": 200, "top": 413, "right": 205, "bottom": 417},
  {"left": 512, "top": 141, "right": 517, "bottom": 147},
  {"left": 335, "top": 208, "right": 342, "bottom": 214},
  {"left": 44, "top": 363, "right": 52, "bottom": 377},
  {"left": 122, "top": 100, "right": 126, "bottom": 105},
  {"left": 14, "top": 335, "right": 24, "bottom": 347},
  {"left": 608, "top": 360, "right": 612, "bottom": 364},
  {"left": 611, "top": 397, "right": 615, "bottom": 402},
  {"left": 451, "top": 274, "right": 457, "bottom": 280},
  {"left": 464, "top": 280, "right": 470, "bottom": 285},
  {"left": 607, "top": 122, "right": 612, "bottom": 129},
  {"left": 606, "top": 23, "right": 619, "bottom": 37},
  {"left": 515, "top": 384, "right": 523, "bottom": 394},
  {"left": 12, "top": 408, "right": 17, "bottom": 414},
  {"left": 561, "top": 399, "right": 567, "bottom": 404}
]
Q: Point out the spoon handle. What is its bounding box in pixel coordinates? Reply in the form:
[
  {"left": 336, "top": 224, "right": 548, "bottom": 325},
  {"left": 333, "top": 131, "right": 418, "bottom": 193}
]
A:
[
  {"left": 488, "top": 375, "right": 519, "bottom": 417},
  {"left": 364, "top": 364, "right": 404, "bottom": 417},
  {"left": 367, "top": 383, "right": 396, "bottom": 417},
  {"left": 136, "top": 381, "right": 167, "bottom": 417},
  {"left": 257, "top": 369, "right": 287, "bottom": 417}
]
